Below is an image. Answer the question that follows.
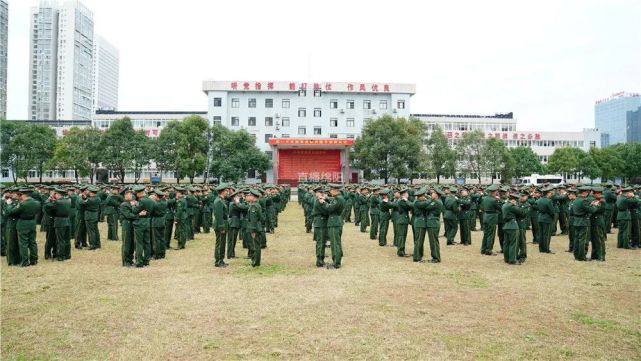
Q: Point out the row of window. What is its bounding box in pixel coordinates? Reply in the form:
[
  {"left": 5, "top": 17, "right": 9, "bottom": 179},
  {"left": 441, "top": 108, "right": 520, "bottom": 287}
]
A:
[
  {"left": 448, "top": 139, "right": 587, "bottom": 149},
  {"left": 426, "top": 122, "right": 516, "bottom": 132},
  {"left": 215, "top": 97, "right": 405, "bottom": 110},
  {"left": 227, "top": 116, "right": 361, "bottom": 128}
]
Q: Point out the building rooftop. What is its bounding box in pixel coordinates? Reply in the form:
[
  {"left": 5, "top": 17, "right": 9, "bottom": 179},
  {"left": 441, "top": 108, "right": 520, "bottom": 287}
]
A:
[
  {"left": 95, "top": 110, "right": 207, "bottom": 115},
  {"left": 411, "top": 112, "right": 514, "bottom": 119}
]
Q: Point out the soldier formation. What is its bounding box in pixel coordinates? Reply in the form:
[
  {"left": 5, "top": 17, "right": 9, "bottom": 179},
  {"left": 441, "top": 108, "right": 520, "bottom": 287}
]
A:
[
  {"left": 1, "top": 184, "right": 290, "bottom": 268},
  {"left": 299, "top": 182, "right": 641, "bottom": 267}
]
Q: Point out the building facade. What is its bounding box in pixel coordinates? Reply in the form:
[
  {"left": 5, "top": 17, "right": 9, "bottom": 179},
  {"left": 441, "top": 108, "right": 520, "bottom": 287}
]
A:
[
  {"left": 28, "top": 0, "right": 97, "bottom": 121},
  {"left": 627, "top": 106, "right": 641, "bottom": 144},
  {"left": 595, "top": 92, "right": 641, "bottom": 146},
  {"left": 0, "top": 0, "right": 7, "bottom": 120},
  {"left": 93, "top": 110, "right": 206, "bottom": 137},
  {"left": 92, "top": 35, "right": 119, "bottom": 112},
  {"left": 28, "top": 0, "right": 59, "bottom": 120},
  {"left": 203, "top": 80, "right": 415, "bottom": 183}
]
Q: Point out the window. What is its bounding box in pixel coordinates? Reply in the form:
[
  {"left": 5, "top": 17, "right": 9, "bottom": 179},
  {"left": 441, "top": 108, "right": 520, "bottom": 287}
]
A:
[
  {"left": 248, "top": 117, "right": 256, "bottom": 126},
  {"left": 213, "top": 97, "right": 222, "bottom": 107},
  {"left": 265, "top": 151, "right": 273, "bottom": 160},
  {"left": 298, "top": 89, "right": 306, "bottom": 97},
  {"left": 213, "top": 116, "right": 222, "bottom": 125},
  {"left": 380, "top": 100, "right": 388, "bottom": 110},
  {"left": 363, "top": 100, "right": 371, "bottom": 109},
  {"left": 314, "top": 127, "right": 322, "bottom": 135},
  {"left": 346, "top": 134, "right": 355, "bottom": 139},
  {"left": 298, "top": 108, "right": 306, "bottom": 117},
  {"left": 346, "top": 100, "right": 355, "bottom": 109},
  {"left": 248, "top": 98, "right": 256, "bottom": 108},
  {"left": 329, "top": 134, "right": 338, "bottom": 138},
  {"left": 298, "top": 126, "right": 306, "bottom": 135},
  {"left": 282, "top": 99, "right": 290, "bottom": 108},
  {"left": 265, "top": 99, "right": 273, "bottom": 108},
  {"left": 264, "top": 134, "right": 272, "bottom": 143},
  {"left": 231, "top": 117, "right": 239, "bottom": 126},
  {"left": 346, "top": 118, "right": 355, "bottom": 127},
  {"left": 313, "top": 89, "right": 322, "bottom": 97},
  {"left": 281, "top": 117, "right": 290, "bottom": 127},
  {"left": 330, "top": 99, "right": 338, "bottom": 109},
  {"left": 330, "top": 118, "right": 338, "bottom": 127},
  {"left": 314, "top": 108, "right": 322, "bottom": 117},
  {"left": 247, "top": 169, "right": 256, "bottom": 178},
  {"left": 265, "top": 117, "right": 273, "bottom": 126},
  {"left": 281, "top": 134, "right": 290, "bottom": 138},
  {"left": 397, "top": 100, "right": 405, "bottom": 109},
  {"left": 231, "top": 98, "right": 239, "bottom": 108},
  {"left": 1, "top": 169, "right": 8, "bottom": 178}
]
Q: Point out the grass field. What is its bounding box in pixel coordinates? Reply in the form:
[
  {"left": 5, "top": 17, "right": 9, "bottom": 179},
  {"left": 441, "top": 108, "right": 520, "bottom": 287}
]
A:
[{"left": 2, "top": 203, "right": 641, "bottom": 360}]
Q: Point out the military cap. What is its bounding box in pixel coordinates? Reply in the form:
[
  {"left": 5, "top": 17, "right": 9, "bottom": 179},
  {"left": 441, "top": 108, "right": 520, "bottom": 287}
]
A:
[
  {"left": 328, "top": 183, "right": 342, "bottom": 189},
  {"left": 214, "top": 183, "right": 227, "bottom": 191},
  {"left": 132, "top": 185, "right": 146, "bottom": 193},
  {"left": 567, "top": 188, "right": 578, "bottom": 193},
  {"left": 87, "top": 186, "right": 99, "bottom": 193},
  {"left": 486, "top": 184, "right": 499, "bottom": 191},
  {"left": 53, "top": 187, "right": 67, "bottom": 195},
  {"left": 520, "top": 190, "right": 530, "bottom": 196},
  {"left": 152, "top": 189, "right": 164, "bottom": 197},
  {"left": 313, "top": 185, "right": 324, "bottom": 192},
  {"left": 508, "top": 193, "right": 520, "bottom": 200},
  {"left": 577, "top": 186, "right": 592, "bottom": 192},
  {"left": 17, "top": 187, "right": 34, "bottom": 194},
  {"left": 621, "top": 187, "right": 633, "bottom": 192},
  {"left": 249, "top": 189, "right": 261, "bottom": 197},
  {"left": 414, "top": 188, "right": 426, "bottom": 197},
  {"left": 591, "top": 186, "right": 604, "bottom": 193},
  {"left": 174, "top": 186, "right": 185, "bottom": 192}
]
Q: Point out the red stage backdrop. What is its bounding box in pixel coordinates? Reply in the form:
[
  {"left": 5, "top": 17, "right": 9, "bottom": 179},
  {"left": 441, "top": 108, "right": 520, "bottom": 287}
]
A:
[{"left": 278, "top": 149, "right": 341, "bottom": 185}]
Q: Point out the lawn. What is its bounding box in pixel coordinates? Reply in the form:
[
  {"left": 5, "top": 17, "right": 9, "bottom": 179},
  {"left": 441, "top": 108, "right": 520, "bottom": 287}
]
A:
[{"left": 2, "top": 203, "right": 640, "bottom": 360}]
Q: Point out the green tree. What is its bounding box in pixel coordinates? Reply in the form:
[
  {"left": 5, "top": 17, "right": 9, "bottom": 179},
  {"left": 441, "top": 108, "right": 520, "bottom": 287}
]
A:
[
  {"left": 51, "top": 127, "right": 90, "bottom": 182},
  {"left": 590, "top": 147, "right": 624, "bottom": 182},
  {"left": 426, "top": 125, "right": 456, "bottom": 184},
  {"left": 483, "top": 137, "right": 513, "bottom": 184},
  {"left": 130, "top": 130, "right": 152, "bottom": 184},
  {"left": 209, "top": 126, "right": 270, "bottom": 183},
  {"left": 577, "top": 150, "right": 600, "bottom": 183},
  {"left": 0, "top": 121, "right": 30, "bottom": 184},
  {"left": 175, "top": 115, "right": 209, "bottom": 184},
  {"left": 508, "top": 146, "right": 543, "bottom": 179},
  {"left": 24, "top": 124, "right": 57, "bottom": 183},
  {"left": 455, "top": 130, "right": 485, "bottom": 184},
  {"left": 154, "top": 121, "right": 181, "bottom": 182},
  {"left": 102, "top": 118, "right": 137, "bottom": 183},
  {"left": 351, "top": 115, "right": 426, "bottom": 184},
  {"left": 547, "top": 147, "right": 581, "bottom": 181}
]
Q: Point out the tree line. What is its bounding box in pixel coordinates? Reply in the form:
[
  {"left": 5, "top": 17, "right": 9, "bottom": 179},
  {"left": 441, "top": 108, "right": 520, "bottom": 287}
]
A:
[
  {"left": 350, "top": 115, "right": 641, "bottom": 184},
  {"left": 0, "top": 116, "right": 270, "bottom": 184}
]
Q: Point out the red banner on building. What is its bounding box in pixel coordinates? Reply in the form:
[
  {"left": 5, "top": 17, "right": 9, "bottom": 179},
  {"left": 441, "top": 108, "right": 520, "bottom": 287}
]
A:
[{"left": 268, "top": 138, "right": 354, "bottom": 146}]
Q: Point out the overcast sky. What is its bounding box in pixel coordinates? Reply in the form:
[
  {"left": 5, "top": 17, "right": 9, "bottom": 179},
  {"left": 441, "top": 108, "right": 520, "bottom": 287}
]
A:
[{"left": 6, "top": 0, "right": 641, "bottom": 131}]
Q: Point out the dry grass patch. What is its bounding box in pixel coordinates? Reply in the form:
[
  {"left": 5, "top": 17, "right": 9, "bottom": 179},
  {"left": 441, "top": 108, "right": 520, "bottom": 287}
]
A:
[{"left": 2, "top": 203, "right": 641, "bottom": 360}]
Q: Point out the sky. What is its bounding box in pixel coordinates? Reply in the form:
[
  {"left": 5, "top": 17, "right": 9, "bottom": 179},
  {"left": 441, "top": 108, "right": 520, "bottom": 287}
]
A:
[{"left": 5, "top": 0, "right": 641, "bottom": 131}]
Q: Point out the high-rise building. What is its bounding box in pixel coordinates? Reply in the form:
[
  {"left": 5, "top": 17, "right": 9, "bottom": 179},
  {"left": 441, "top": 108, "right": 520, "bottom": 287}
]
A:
[
  {"left": 28, "top": 0, "right": 94, "bottom": 121},
  {"left": 595, "top": 92, "right": 641, "bottom": 146},
  {"left": 627, "top": 106, "right": 641, "bottom": 144},
  {"left": 92, "top": 35, "right": 119, "bottom": 112},
  {"left": 0, "top": 0, "right": 8, "bottom": 120},
  {"left": 56, "top": 0, "right": 93, "bottom": 120},
  {"left": 28, "top": 0, "right": 59, "bottom": 120}
]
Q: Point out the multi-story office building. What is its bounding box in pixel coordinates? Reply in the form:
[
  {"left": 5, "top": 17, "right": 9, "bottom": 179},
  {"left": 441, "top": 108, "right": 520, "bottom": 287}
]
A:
[
  {"left": 595, "top": 92, "right": 641, "bottom": 146},
  {"left": 413, "top": 113, "right": 600, "bottom": 163},
  {"left": 203, "top": 80, "right": 415, "bottom": 183},
  {"left": 93, "top": 110, "right": 207, "bottom": 137},
  {"left": 627, "top": 106, "right": 641, "bottom": 144},
  {"left": 0, "top": 0, "right": 7, "bottom": 120},
  {"left": 92, "top": 35, "right": 119, "bottom": 111},
  {"left": 28, "top": 0, "right": 96, "bottom": 121}
]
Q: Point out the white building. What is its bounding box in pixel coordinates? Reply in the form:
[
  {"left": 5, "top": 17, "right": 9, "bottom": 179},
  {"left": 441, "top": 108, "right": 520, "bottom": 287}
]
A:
[
  {"left": 0, "top": 0, "right": 7, "bottom": 120},
  {"left": 28, "top": 0, "right": 95, "bottom": 121},
  {"left": 93, "top": 110, "right": 207, "bottom": 137},
  {"left": 28, "top": 0, "right": 59, "bottom": 120},
  {"left": 56, "top": 0, "right": 93, "bottom": 120},
  {"left": 203, "top": 80, "right": 415, "bottom": 183},
  {"left": 92, "top": 35, "right": 119, "bottom": 112}
]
